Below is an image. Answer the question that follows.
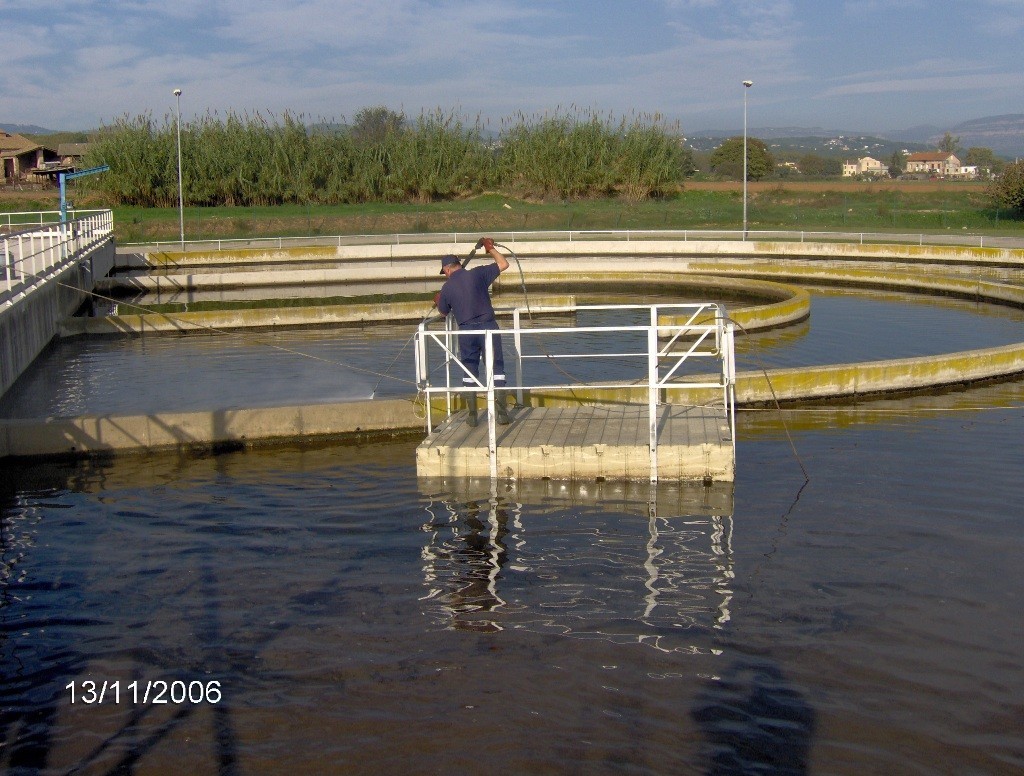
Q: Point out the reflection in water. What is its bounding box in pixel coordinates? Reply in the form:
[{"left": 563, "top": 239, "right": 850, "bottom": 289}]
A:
[
  {"left": 421, "top": 495, "right": 515, "bottom": 633},
  {"left": 419, "top": 479, "right": 735, "bottom": 651},
  {"left": 0, "top": 495, "right": 37, "bottom": 595}
]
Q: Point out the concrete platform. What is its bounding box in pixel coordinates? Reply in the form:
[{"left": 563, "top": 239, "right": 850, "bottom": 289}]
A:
[
  {"left": 416, "top": 404, "right": 734, "bottom": 482},
  {"left": 417, "top": 476, "right": 735, "bottom": 516}
]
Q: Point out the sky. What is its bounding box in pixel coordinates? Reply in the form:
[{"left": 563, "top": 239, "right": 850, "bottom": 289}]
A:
[{"left": 3, "top": 0, "right": 1023, "bottom": 134}]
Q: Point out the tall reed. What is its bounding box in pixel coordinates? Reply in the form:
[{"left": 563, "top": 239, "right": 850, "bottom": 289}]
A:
[{"left": 85, "top": 108, "right": 688, "bottom": 206}]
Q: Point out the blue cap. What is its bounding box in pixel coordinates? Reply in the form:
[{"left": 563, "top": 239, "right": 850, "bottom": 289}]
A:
[{"left": 440, "top": 254, "right": 461, "bottom": 274}]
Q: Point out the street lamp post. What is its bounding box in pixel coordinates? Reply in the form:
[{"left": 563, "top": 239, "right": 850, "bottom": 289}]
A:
[
  {"left": 742, "top": 80, "right": 753, "bottom": 240},
  {"left": 173, "top": 88, "right": 184, "bottom": 251}
]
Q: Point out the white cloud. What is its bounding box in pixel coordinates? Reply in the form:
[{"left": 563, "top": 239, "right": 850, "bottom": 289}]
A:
[
  {"left": 833, "top": 58, "right": 1001, "bottom": 84},
  {"left": 842, "top": 0, "right": 928, "bottom": 14},
  {"left": 823, "top": 71, "right": 1024, "bottom": 97},
  {"left": 213, "top": 0, "right": 547, "bottom": 56}
]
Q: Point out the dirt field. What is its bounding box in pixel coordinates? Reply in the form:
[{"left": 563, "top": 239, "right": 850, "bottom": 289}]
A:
[
  {"left": 0, "top": 188, "right": 59, "bottom": 205},
  {"left": 684, "top": 179, "right": 987, "bottom": 193}
]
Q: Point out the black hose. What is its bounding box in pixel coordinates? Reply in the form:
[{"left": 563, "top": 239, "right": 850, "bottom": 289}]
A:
[
  {"left": 493, "top": 242, "right": 530, "bottom": 311},
  {"left": 461, "top": 242, "right": 481, "bottom": 269},
  {"left": 493, "top": 241, "right": 590, "bottom": 393}
]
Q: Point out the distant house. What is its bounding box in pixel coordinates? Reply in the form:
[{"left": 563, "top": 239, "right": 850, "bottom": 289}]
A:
[
  {"left": 842, "top": 156, "right": 887, "bottom": 177},
  {"left": 58, "top": 143, "right": 92, "bottom": 169},
  {"left": 905, "top": 152, "right": 961, "bottom": 177},
  {"left": 1, "top": 132, "right": 61, "bottom": 185}
]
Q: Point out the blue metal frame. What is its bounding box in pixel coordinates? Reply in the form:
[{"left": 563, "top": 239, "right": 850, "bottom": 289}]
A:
[{"left": 59, "top": 165, "right": 110, "bottom": 223}]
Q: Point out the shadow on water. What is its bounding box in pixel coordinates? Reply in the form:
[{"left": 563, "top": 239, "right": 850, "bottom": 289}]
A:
[
  {"left": 686, "top": 461, "right": 815, "bottom": 776},
  {"left": 702, "top": 443, "right": 817, "bottom": 774},
  {"left": 690, "top": 658, "right": 816, "bottom": 775},
  {"left": 0, "top": 457, "right": 298, "bottom": 774},
  {"left": 0, "top": 465, "right": 75, "bottom": 770}
]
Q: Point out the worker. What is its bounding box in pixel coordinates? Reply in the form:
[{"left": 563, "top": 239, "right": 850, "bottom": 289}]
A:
[{"left": 434, "top": 237, "right": 511, "bottom": 427}]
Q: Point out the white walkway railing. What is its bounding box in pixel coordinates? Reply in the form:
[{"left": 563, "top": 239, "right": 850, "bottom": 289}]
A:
[
  {"left": 1, "top": 211, "right": 114, "bottom": 310},
  {"left": 124, "top": 227, "right": 1024, "bottom": 253},
  {"left": 0, "top": 209, "right": 107, "bottom": 231},
  {"left": 414, "top": 303, "right": 736, "bottom": 481}
]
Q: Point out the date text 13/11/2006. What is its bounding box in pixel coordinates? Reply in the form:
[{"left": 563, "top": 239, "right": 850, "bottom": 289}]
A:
[{"left": 66, "top": 679, "right": 222, "bottom": 705}]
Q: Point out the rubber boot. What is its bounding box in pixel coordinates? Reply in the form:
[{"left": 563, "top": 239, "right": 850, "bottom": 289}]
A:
[
  {"left": 466, "top": 392, "right": 478, "bottom": 427},
  {"left": 495, "top": 390, "right": 511, "bottom": 425}
]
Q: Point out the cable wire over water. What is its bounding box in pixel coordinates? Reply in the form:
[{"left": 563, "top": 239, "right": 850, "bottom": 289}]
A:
[
  {"left": 55, "top": 280, "right": 422, "bottom": 395},
  {"left": 725, "top": 314, "right": 810, "bottom": 484}
]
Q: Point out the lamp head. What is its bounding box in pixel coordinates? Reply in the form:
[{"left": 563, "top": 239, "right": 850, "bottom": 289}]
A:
[
  {"left": 173, "top": 88, "right": 182, "bottom": 97},
  {"left": 742, "top": 80, "right": 753, "bottom": 88}
]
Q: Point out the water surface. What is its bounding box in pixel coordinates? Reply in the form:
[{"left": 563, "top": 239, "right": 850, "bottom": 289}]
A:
[
  {"left": 2, "top": 382, "right": 1024, "bottom": 773},
  {"left": 2, "top": 289, "right": 1023, "bottom": 418}
]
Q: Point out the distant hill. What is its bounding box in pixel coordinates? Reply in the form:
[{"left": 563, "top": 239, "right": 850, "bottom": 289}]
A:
[
  {"left": 926, "top": 114, "right": 1024, "bottom": 158},
  {"left": 694, "top": 126, "right": 853, "bottom": 140},
  {"left": 685, "top": 133, "right": 931, "bottom": 159},
  {"left": 879, "top": 124, "right": 944, "bottom": 144},
  {"left": 767, "top": 135, "right": 931, "bottom": 159},
  {"left": 691, "top": 115, "right": 1024, "bottom": 159},
  {"left": 0, "top": 123, "right": 60, "bottom": 135}
]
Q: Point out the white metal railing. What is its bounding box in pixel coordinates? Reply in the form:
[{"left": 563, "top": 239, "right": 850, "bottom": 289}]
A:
[
  {"left": 0, "top": 209, "right": 106, "bottom": 231},
  {"left": 124, "top": 227, "right": 1024, "bottom": 253},
  {"left": 1, "top": 210, "right": 114, "bottom": 309},
  {"left": 415, "top": 303, "right": 736, "bottom": 481}
]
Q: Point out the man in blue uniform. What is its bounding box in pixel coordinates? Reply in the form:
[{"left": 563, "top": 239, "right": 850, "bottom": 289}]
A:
[{"left": 434, "top": 237, "right": 511, "bottom": 427}]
